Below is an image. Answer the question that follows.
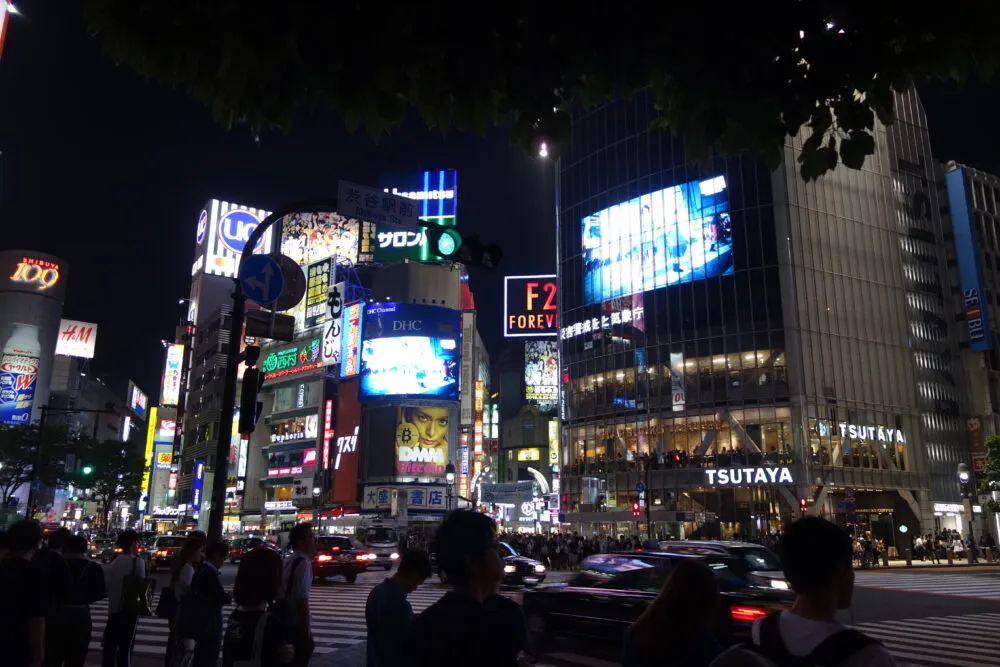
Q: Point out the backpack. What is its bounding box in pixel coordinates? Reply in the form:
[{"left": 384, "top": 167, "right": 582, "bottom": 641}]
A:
[
  {"left": 231, "top": 613, "right": 270, "bottom": 667},
  {"left": 709, "top": 612, "right": 878, "bottom": 667}
]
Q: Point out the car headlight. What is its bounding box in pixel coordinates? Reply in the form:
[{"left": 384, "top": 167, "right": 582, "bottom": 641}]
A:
[
  {"left": 390, "top": 552, "right": 399, "bottom": 559},
  {"left": 504, "top": 565, "right": 516, "bottom": 573},
  {"left": 534, "top": 564, "right": 546, "bottom": 573},
  {"left": 770, "top": 579, "right": 789, "bottom": 590},
  {"left": 367, "top": 553, "right": 377, "bottom": 560}
]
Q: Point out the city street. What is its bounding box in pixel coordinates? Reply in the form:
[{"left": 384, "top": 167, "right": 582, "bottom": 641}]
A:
[{"left": 83, "top": 565, "right": 1000, "bottom": 667}]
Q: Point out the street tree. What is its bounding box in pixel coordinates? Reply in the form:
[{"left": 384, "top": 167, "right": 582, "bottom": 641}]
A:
[
  {"left": 68, "top": 437, "right": 146, "bottom": 530},
  {"left": 980, "top": 435, "right": 1000, "bottom": 514},
  {"left": 83, "top": 1, "right": 1000, "bottom": 180},
  {"left": 0, "top": 423, "right": 82, "bottom": 509}
]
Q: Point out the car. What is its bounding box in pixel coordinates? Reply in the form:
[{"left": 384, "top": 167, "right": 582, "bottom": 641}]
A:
[
  {"left": 90, "top": 539, "right": 115, "bottom": 563},
  {"left": 655, "top": 540, "right": 788, "bottom": 589},
  {"left": 520, "top": 551, "right": 794, "bottom": 651},
  {"left": 357, "top": 524, "right": 401, "bottom": 570},
  {"left": 433, "top": 541, "right": 547, "bottom": 587},
  {"left": 228, "top": 537, "right": 268, "bottom": 563},
  {"left": 311, "top": 535, "right": 369, "bottom": 583},
  {"left": 150, "top": 535, "right": 188, "bottom": 572}
]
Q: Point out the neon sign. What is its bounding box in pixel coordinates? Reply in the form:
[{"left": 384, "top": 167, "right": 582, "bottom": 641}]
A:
[
  {"left": 9, "top": 257, "right": 61, "bottom": 291},
  {"left": 262, "top": 339, "right": 322, "bottom": 380}
]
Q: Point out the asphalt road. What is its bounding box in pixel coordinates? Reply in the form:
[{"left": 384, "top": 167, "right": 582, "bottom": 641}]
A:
[{"left": 83, "top": 565, "right": 1000, "bottom": 667}]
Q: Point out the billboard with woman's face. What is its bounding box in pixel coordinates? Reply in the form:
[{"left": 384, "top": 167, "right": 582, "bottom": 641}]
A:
[{"left": 394, "top": 405, "right": 450, "bottom": 477}]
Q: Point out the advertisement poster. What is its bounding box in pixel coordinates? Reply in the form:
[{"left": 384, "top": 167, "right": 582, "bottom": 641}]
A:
[
  {"left": 375, "top": 169, "right": 458, "bottom": 263},
  {"left": 340, "top": 302, "right": 364, "bottom": 378},
  {"left": 280, "top": 211, "right": 362, "bottom": 266},
  {"left": 394, "top": 406, "right": 450, "bottom": 477},
  {"left": 524, "top": 340, "right": 558, "bottom": 411},
  {"left": 504, "top": 275, "right": 558, "bottom": 337},
  {"left": 196, "top": 200, "right": 274, "bottom": 280},
  {"left": 360, "top": 302, "right": 462, "bottom": 401},
  {"left": 582, "top": 175, "right": 731, "bottom": 304},
  {"left": 54, "top": 319, "right": 98, "bottom": 358},
  {"left": 669, "top": 352, "right": 686, "bottom": 411},
  {"left": 304, "top": 259, "right": 333, "bottom": 330},
  {"left": 160, "top": 343, "right": 184, "bottom": 406},
  {"left": 322, "top": 282, "right": 345, "bottom": 367}
]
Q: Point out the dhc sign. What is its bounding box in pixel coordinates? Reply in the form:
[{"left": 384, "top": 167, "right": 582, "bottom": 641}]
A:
[
  {"left": 218, "top": 209, "right": 265, "bottom": 255},
  {"left": 705, "top": 467, "right": 794, "bottom": 486}
]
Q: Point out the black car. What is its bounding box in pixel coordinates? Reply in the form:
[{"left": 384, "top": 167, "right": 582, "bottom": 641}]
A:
[
  {"left": 656, "top": 540, "right": 789, "bottom": 589},
  {"left": 521, "top": 551, "right": 793, "bottom": 650},
  {"left": 150, "top": 535, "right": 188, "bottom": 572},
  {"left": 228, "top": 537, "right": 280, "bottom": 563},
  {"left": 311, "top": 535, "right": 369, "bottom": 584},
  {"left": 433, "top": 541, "right": 547, "bottom": 587}
]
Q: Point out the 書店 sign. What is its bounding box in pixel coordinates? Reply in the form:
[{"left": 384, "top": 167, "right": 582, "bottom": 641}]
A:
[
  {"left": 504, "top": 275, "right": 558, "bottom": 338},
  {"left": 705, "top": 467, "right": 794, "bottom": 486}
]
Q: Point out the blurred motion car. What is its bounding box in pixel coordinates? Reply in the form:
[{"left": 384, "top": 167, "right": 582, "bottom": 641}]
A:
[
  {"left": 356, "top": 523, "right": 400, "bottom": 570},
  {"left": 150, "top": 535, "right": 188, "bottom": 572},
  {"left": 312, "top": 535, "right": 369, "bottom": 583},
  {"left": 655, "top": 540, "right": 788, "bottom": 589},
  {"left": 433, "top": 541, "right": 546, "bottom": 587},
  {"left": 521, "top": 551, "right": 793, "bottom": 651}
]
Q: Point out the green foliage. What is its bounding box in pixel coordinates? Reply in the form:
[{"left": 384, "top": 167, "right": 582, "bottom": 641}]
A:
[
  {"left": 0, "top": 424, "right": 82, "bottom": 505},
  {"left": 980, "top": 435, "right": 1000, "bottom": 514},
  {"left": 82, "top": 1, "right": 1000, "bottom": 180}
]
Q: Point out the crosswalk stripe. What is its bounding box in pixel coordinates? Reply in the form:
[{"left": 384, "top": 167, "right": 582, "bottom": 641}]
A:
[
  {"left": 852, "top": 612, "right": 1000, "bottom": 667},
  {"left": 854, "top": 572, "right": 1000, "bottom": 600},
  {"left": 88, "top": 584, "right": 450, "bottom": 657}
]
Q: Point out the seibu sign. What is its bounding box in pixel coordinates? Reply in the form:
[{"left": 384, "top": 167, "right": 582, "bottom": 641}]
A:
[
  {"left": 705, "top": 467, "right": 794, "bottom": 486},
  {"left": 504, "top": 274, "right": 558, "bottom": 338}
]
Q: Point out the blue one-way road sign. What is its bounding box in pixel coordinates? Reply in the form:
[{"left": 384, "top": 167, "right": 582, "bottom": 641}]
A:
[{"left": 239, "top": 254, "right": 284, "bottom": 306}]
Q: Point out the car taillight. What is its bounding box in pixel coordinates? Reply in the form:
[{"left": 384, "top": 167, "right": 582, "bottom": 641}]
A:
[
  {"left": 332, "top": 546, "right": 340, "bottom": 551},
  {"left": 317, "top": 554, "right": 333, "bottom": 562},
  {"left": 114, "top": 548, "right": 123, "bottom": 553},
  {"left": 730, "top": 606, "right": 770, "bottom": 622},
  {"left": 156, "top": 550, "right": 168, "bottom": 557},
  {"left": 355, "top": 554, "right": 368, "bottom": 561}
]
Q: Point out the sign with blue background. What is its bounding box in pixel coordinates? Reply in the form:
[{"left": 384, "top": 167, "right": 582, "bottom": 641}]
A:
[
  {"left": 192, "top": 459, "right": 205, "bottom": 513},
  {"left": 946, "top": 167, "right": 993, "bottom": 352},
  {"left": 218, "top": 209, "right": 265, "bottom": 255},
  {"left": 374, "top": 170, "right": 458, "bottom": 263}
]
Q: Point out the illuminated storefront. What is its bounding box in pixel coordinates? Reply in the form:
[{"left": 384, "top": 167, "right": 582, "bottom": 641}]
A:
[{"left": 555, "top": 89, "right": 956, "bottom": 539}]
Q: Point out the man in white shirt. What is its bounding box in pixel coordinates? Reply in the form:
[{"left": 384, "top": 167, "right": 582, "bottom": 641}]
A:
[
  {"left": 749, "top": 517, "right": 897, "bottom": 667},
  {"left": 102, "top": 530, "right": 145, "bottom": 667},
  {"left": 282, "top": 522, "right": 317, "bottom": 667}
]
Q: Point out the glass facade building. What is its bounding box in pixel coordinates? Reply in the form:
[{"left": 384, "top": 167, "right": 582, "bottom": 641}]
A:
[{"left": 556, "top": 89, "right": 968, "bottom": 540}]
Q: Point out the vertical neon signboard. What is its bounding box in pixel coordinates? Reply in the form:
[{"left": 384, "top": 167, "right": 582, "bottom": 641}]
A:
[{"left": 192, "top": 459, "right": 205, "bottom": 513}]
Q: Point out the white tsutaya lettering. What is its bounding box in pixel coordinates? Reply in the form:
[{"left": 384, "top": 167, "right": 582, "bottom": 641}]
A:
[
  {"left": 705, "top": 470, "right": 717, "bottom": 484},
  {"left": 705, "top": 467, "right": 795, "bottom": 486}
]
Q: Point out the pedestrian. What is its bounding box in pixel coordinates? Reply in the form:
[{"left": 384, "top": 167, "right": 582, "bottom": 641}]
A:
[
  {"left": 37, "top": 527, "right": 74, "bottom": 667},
  {"left": 190, "top": 541, "right": 232, "bottom": 667},
  {"left": 711, "top": 517, "right": 897, "bottom": 666},
  {"left": 365, "top": 549, "right": 432, "bottom": 667},
  {"left": 409, "top": 511, "right": 508, "bottom": 666},
  {"left": 281, "top": 523, "right": 317, "bottom": 667},
  {"left": 223, "top": 547, "right": 293, "bottom": 667},
  {"left": 623, "top": 559, "right": 722, "bottom": 667},
  {"left": 62, "top": 534, "right": 107, "bottom": 667},
  {"left": 0, "top": 520, "right": 46, "bottom": 667},
  {"left": 102, "top": 530, "right": 146, "bottom": 667},
  {"left": 164, "top": 537, "right": 205, "bottom": 667}
]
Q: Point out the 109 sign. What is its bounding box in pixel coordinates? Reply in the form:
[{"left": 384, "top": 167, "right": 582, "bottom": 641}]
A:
[{"left": 504, "top": 275, "right": 558, "bottom": 338}]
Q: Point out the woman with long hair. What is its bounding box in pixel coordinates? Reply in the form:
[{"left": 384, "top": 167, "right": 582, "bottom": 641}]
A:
[
  {"left": 164, "top": 537, "right": 205, "bottom": 667},
  {"left": 623, "top": 559, "right": 724, "bottom": 667}
]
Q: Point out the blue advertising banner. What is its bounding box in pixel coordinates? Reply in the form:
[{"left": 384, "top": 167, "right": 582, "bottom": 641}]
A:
[
  {"left": 359, "top": 302, "right": 462, "bottom": 400},
  {"left": 946, "top": 167, "right": 993, "bottom": 352},
  {"left": 192, "top": 459, "right": 205, "bottom": 513}
]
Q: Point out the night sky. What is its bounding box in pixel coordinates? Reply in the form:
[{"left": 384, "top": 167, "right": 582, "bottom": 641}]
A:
[{"left": 1, "top": 4, "right": 998, "bottom": 400}]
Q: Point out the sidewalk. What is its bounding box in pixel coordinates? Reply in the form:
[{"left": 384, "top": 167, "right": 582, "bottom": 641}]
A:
[{"left": 871, "top": 557, "right": 1000, "bottom": 570}]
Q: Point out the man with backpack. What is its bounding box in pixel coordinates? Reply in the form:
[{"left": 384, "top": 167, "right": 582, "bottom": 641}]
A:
[
  {"left": 282, "top": 523, "right": 317, "bottom": 667},
  {"left": 712, "top": 517, "right": 896, "bottom": 667}
]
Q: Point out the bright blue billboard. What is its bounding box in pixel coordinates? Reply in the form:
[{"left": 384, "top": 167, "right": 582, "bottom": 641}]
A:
[
  {"left": 946, "top": 167, "right": 993, "bottom": 352},
  {"left": 582, "top": 175, "right": 732, "bottom": 304},
  {"left": 374, "top": 170, "right": 458, "bottom": 263},
  {"left": 359, "top": 302, "right": 462, "bottom": 401}
]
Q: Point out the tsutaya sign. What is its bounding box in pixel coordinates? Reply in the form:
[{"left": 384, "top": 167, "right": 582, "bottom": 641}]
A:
[
  {"left": 706, "top": 467, "right": 794, "bottom": 486},
  {"left": 818, "top": 421, "right": 905, "bottom": 443}
]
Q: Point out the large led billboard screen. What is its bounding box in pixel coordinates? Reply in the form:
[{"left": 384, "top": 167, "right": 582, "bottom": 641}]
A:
[
  {"left": 581, "top": 175, "right": 731, "bottom": 304},
  {"left": 375, "top": 170, "right": 458, "bottom": 263},
  {"left": 359, "top": 302, "right": 461, "bottom": 401},
  {"left": 394, "top": 405, "right": 450, "bottom": 477}
]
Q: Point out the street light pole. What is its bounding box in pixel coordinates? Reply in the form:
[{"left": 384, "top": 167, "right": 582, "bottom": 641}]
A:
[
  {"left": 445, "top": 462, "right": 456, "bottom": 512},
  {"left": 958, "top": 462, "right": 976, "bottom": 565},
  {"left": 207, "top": 199, "right": 338, "bottom": 542}
]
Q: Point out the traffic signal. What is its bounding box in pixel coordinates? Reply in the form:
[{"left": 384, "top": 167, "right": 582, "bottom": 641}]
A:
[
  {"left": 798, "top": 498, "right": 808, "bottom": 514},
  {"left": 81, "top": 465, "right": 93, "bottom": 476},
  {"left": 238, "top": 367, "right": 266, "bottom": 434},
  {"left": 631, "top": 501, "right": 641, "bottom": 518},
  {"left": 422, "top": 222, "right": 503, "bottom": 268}
]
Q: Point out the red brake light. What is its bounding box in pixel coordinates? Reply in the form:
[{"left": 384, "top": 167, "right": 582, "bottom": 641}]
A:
[
  {"left": 332, "top": 546, "right": 340, "bottom": 551},
  {"left": 317, "top": 554, "right": 332, "bottom": 562},
  {"left": 730, "top": 606, "right": 769, "bottom": 622},
  {"left": 355, "top": 554, "right": 367, "bottom": 561}
]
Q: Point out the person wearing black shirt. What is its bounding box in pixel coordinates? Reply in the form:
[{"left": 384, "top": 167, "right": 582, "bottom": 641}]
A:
[
  {"left": 365, "top": 549, "right": 432, "bottom": 667},
  {"left": 409, "top": 511, "right": 509, "bottom": 667},
  {"left": 191, "top": 541, "right": 233, "bottom": 667},
  {"left": 0, "top": 520, "right": 46, "bottom": 667},
  {"left": 36, "top": 527, "right": 74, "bottom": 667},
  {"left": 223, "top": 547, "right": 292, "bottom": 667},
  {"left": 63, "top": 535, "right": 106, "bottom": 667}
]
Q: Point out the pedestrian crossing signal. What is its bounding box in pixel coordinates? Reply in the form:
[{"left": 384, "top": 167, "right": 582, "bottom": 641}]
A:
[
  {"left": 631, "top": 501, "right": 641, "bottom": 518},
  {"left": 799, "top": 498, "right": 808, "bottom": 514}
]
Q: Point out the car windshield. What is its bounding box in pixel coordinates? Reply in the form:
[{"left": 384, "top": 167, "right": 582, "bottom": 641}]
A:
[
  {"left": 317, "top": 536, "right": 353, "bottom": 551},
  {"left": 498, "top": 542, "right": 518, "bottom": 557},
  {"left": 155, "top": 537, "right": 187, "bottom": 548},
  {"left": 735, "top": 546, "right": 781, "bottom": 572},
  {"left": 361, "top": 527, "right": 397, "bottom": 544}
]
